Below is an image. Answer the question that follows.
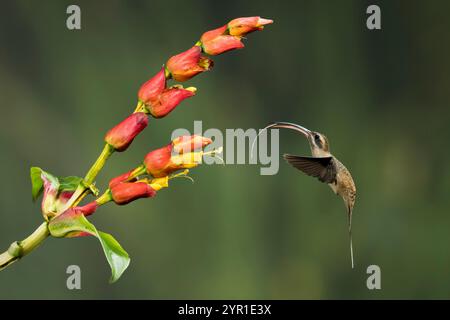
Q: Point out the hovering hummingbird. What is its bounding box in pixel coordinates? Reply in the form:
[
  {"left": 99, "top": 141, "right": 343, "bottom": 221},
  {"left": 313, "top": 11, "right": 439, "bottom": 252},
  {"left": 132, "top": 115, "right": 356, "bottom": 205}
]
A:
[{"left": 260, "top": 122, "right": 356, "bottom": 268}]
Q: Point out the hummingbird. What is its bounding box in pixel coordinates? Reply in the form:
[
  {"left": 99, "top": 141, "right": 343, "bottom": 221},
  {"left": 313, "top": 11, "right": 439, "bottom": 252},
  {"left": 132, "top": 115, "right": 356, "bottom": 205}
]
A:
[{"left": 260, "top": 122, "right": 356, "bottom": 268}]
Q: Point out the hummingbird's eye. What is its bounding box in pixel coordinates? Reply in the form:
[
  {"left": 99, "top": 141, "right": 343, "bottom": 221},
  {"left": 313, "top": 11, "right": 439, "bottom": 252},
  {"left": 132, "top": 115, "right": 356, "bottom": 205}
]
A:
[{"left": 314, "top": 133, "right": 323, "bottom": 148}]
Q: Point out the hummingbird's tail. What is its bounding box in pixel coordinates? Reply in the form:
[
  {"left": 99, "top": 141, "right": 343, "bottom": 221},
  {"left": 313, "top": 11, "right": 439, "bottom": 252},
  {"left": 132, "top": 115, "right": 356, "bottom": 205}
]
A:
[
  {"left": 349, "top": 224, "right": 354, "bottom": 269},
  {"left": 348, "top": 205, "right": 354, "bottom": 269}
]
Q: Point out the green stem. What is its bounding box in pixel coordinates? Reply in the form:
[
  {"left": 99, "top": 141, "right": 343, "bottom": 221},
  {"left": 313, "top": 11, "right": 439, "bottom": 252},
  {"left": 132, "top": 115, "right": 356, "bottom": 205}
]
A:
[
  {"left": 0, "top": 222, "right": 49, "bottom": 271},
  {"left": 63, "top": 143, "right": 115, "bottom": 210},
  {"left": 84, "top": 143, "right": 115, "bottom": 185},
  {"left": 129, "top": 164, "right": 147, "bottom": 181},
  {"left": 95, "top": 190, "right": 113, "bottom": 206},
  {"left": 71, "top": 188, "right": 90, "bottom": 207},
  {"left": 133, "top": 100, "right": 145, "bottom": 113}
]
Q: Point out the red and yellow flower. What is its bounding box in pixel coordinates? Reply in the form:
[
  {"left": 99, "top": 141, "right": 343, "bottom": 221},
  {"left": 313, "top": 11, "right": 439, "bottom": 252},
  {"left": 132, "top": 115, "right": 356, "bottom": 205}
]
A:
[
  {"left": 200, "top": 17, "right": 273, "bottom": 55},
  {"left": 228, "top": 17, "right": 273, "bottom": 36},
  {"left": 144, "top": 135, "right": 212, "bottom": 178},
  {"left": 166, "top": 46, "right": 213, "bottom": 81}
]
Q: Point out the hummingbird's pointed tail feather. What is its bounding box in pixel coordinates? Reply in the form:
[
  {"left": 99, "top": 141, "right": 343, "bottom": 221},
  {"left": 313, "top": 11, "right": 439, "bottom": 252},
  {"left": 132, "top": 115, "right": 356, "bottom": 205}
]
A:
[
  {"left": 349, "top": 226, "right": 354, "bottom": 269},
  {"left": 348, "top": 205, "right": 354, "bottom": 269}
]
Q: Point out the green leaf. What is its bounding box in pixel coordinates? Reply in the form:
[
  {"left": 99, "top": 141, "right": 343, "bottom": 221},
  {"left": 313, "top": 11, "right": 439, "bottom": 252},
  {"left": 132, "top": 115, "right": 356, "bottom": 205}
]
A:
[
  {"left": 58, "top": 176, "right": 83, "bottom": 193},
  {"left": 30, "top": 167, "right": 60, "bottom": 201},
  {"left": 31, "top": 168, "right": 82, "bottom": 200},
  {"left": 48, "top": 208, "right": 96, "bottom": 237},
  {"left": 97, "top": 231, "right": 130, "bottom": 283},
  {"left": 48, "top": 209, "right": 130, "bottom": 283},
  {"left": 30, "top": 167, "right": 44, "bottom": 201}
]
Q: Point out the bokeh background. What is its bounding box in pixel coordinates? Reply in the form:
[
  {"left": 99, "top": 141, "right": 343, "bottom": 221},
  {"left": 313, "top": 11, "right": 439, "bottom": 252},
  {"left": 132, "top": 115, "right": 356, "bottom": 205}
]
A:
[{"left": 1, "top": 0, "right": 449, "bottom": 299}]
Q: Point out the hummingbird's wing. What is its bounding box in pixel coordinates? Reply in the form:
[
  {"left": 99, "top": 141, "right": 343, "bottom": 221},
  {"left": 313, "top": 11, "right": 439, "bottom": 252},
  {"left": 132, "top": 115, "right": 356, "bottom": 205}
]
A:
[{"left": 283, "top": 154, "right": 336, "bottom": 184}]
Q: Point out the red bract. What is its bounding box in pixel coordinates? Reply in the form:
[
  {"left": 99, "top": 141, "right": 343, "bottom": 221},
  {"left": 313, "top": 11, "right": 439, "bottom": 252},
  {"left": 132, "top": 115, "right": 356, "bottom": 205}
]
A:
[
  {"left": 138, "top": 68, "right": 166, "bottom": 104},
  {"left": 138, "top": 68, "right": 197, "bottom": 118},
  {"left": 109, "top": 169, "right": 137, "bottom": 189},
  {"left": 144, "top": 135, "right": 212, "bottom": 177},
  {"left": 228, "top": 16, "right": 273, "bottom": 36},
  {"left": 105, "top": 112, "right": 148, "bottom": 151},
  {"left": 58, "top": 191, "right": 74, "bottom": 204},
  {"left": 149, "top": 86, "right": 196, "bottom": 118},
  {"left": 166, "top": 46, "right": 213, "bottom": 81},
  {"left": 78, "top": 201, "right": 98, "bottom": 216},
  {"left": 143, "top": 144, "right": 172, "bottom": 178},
  {"left": 58, "top": 201, "right": 98, "bottom": 219},
  {"left": 200, "top": 25, "right": 244, "bottom": 55},
  {"left": 50, "top": 202, "right": 98, "bottom": 238},
  {"left": 111, "top": 182, "right": 156, "bottom": 205}
]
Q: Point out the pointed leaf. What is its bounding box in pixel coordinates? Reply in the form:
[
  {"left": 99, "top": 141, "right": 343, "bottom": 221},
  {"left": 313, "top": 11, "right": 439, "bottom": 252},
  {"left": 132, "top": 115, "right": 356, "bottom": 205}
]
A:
[
  {"left": 31, "top": 168, "right": 83, "bottom": 200},
  {"left": 97, "top": 231, "right": 130, "bottom": 283},
  {"left": 48, "top": 209, "right": 130, "bottom": 283},
  {"left": 59, "top": 176, "right": 83, "bottom": 193},
  {"left": 30, "top": 167, "right": 44, "bottom": 201},
  {"left": 48, "top": 208, "right": 96, "bottom": 237}
]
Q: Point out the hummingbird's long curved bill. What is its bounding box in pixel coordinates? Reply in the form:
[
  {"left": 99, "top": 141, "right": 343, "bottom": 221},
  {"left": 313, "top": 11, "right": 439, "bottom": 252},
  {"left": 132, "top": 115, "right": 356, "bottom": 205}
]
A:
[
  {"left": 265, "top": 122, "right": 312, "bottom": 138},
  {"left": 250, "top": 122, "right": 312, "bottom": 158}
]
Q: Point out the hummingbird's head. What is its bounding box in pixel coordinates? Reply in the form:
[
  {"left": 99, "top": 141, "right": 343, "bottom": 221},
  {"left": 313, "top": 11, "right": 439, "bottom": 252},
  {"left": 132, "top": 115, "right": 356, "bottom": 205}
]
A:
[
  {"left": 264, "top": 122, "right": 330, "bottom": 156},
  {"left": 310, "top": 131, "right": 330, "bottom": 154}
]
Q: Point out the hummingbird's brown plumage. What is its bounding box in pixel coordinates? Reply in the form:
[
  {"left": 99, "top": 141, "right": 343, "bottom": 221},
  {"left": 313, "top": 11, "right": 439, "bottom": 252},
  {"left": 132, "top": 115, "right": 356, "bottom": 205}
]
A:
[{"left": 264, "top": 122, "right": 357, "bottom": 268}]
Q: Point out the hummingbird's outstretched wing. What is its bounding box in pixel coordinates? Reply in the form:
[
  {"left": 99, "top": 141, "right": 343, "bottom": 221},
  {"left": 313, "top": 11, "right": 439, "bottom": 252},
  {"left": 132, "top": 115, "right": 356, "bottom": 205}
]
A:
[{"left": 283, "top": 154, "right": 336, "bottom": 184}]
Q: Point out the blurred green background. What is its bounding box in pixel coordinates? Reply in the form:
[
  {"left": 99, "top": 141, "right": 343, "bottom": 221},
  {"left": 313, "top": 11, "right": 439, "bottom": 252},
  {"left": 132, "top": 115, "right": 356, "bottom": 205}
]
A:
[{"left": 1, "top": 0, "right": 449, "bottom": 299}]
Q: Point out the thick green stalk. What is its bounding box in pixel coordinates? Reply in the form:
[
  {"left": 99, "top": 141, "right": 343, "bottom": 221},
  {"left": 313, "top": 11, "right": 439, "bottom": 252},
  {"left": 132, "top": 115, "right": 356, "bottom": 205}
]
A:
[
  {"left": 95, "top": 190, "right": 113, "bottom": 206},
  {"left": 84, "top": 143, "right": 115, "bottom": 184},
  {"left": 0, "top": 222, "right": 49, "bottom": 271}
]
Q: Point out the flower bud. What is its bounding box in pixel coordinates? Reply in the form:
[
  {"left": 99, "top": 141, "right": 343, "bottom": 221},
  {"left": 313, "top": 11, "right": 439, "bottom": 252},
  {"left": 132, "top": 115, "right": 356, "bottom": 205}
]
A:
[
  {"left": 105, "top": 112, "right": 148, "bottom": 151},
  {"left": 138, "top": 67, "right": 166, "bottom": 104},
  {"left": 144, "top": 135, "right": 212, "bottom": 177},
  {"left": 228, "top": 16, "right": 273, "bottom": 36},
  {"left": 109, "top": 169, "right": 137, "bottom": 189},
  {"left": 111, "top": 182, "right": 156, "bottom": 205},
  {"left": 200, "top": 25, "right": 244, "bottom": 55},
  {"left": 166, "top": 46, "right": 213, "bottom": 81}
]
